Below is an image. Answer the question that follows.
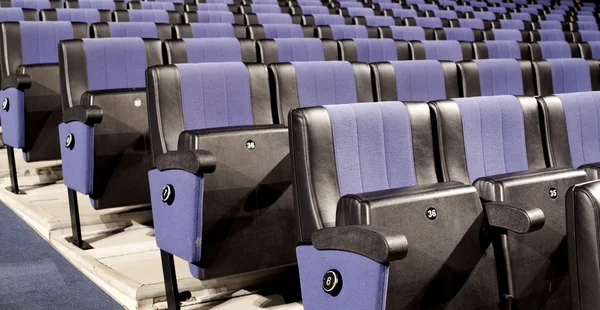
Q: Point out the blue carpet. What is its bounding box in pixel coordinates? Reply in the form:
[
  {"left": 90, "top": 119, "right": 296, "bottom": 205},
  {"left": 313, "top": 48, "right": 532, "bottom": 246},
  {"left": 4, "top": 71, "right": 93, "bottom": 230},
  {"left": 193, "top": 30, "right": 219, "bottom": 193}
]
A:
[{"left": 0, "top": 202, "right": 123, "bottom": 310}]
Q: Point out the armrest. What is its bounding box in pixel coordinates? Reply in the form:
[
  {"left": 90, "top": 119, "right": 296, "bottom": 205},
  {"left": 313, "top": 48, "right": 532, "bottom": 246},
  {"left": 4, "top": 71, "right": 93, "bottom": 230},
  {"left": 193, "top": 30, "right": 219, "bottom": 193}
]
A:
[
  {"left": 1, "top": 74, "right": 31, "bottom": 91},
  {"left": 312, "top": 225, "right": 408, "bottom": 263},
  {"left": 484, "top": 202, "right": 545, "bottom": 234},
  {"left": 156, "top": 149, "right": 216, "bottom": 176},
  {"left": 578, "top": 162, "right": 600, "bottom": 180},
  {"left": 178, "top": 124, "right": 287, "bottom": 150},
  {"left": 62, "top": 105, "right": 103, "bottom": 125}
]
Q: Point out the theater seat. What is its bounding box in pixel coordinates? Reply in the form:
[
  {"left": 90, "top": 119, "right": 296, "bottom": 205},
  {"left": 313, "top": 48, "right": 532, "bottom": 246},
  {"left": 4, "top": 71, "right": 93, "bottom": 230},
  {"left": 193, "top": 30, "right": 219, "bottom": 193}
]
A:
[
  {"left": 457, "top": 59, "right": 535, "bottom": 96},
  {"left": 530, "top": 29, "right": 568, "bottom": 41},
  {"left": 58, "top": 38, "right": 162, "bottom": 209},
  {"left": 40, "top": 9, "right": 111, "bottom": 23},
  {"left": 483, "top": 29, "right": 529, "bottom": 41},
  {"left": 65, "top": 0, "right": 120, "bottom": 10},
  {"left": 579, "top": 42, "right": 600, "bottom": 60},
  {"left": 184, "top": 3, "right": 236, "bottom": 12},
  {"left": 378, "top": 25, "right": 434, "bottom": 40},
  {"left": 249, "top": 24, "right": 311, "bottom": 39},
  {"left": 0, "top": 0, "right": 60, "bottom": 9},
  {"left": 0, "top": 8, "right": 37, "bottom": 21},
  {"left": 245, "top": 13, "right": 296, "bottom": 25},
  {"left": 257, "top": 38, "right": 337, "bottom": 64},
  {"left": 289, "top": 101, "right": 543, "bottom": 309},
  {"left": 404, "top": 16, "right": 449, "bottom": 28},
  {"left": 455, "top": 18, "right": 489, "bottom": 30},
  {"left": 352, "top": 15, "right": 401, "bottom": 26},
  {"left": 533, "top": 58, "right": 600, "bottom": 95},
  {"left": 92, "top": 22, "right": 172, "bottom": 40},
  {"left": 473, "top": 40, "right": 531, "bottom": 59},
  {"left": 371, "top": 60, "right": 459, "bottom": 101},
  {"left": 129, "top": 1, "right": 182, "bottom": 12},
  {"left": 410, "top": 40, "right": 472, "bottom": 61},
  {"left": 269, "top": 61, "right": 372, "bottom": 124},
  {"left": 301, "top": 14, "right": 346, "bottom": 26},
  {"left": 182, "top": 11, "right": 245, "bottom": 24},
  {"left": 434, "top": 27, "right": 481, "bottom": 42},
  {"left": 173, "top": 23, "right": 246, "bottom": 39},
  {"left": 316, "top": 24, "right": 377, "bottom": 39},
  {"left": 431, "top": 95, "right": 588, "bottom": 309},
  {"left": 338, "top": 38, "right": 410, "bottom": 62},
  {"left": 579, "top": 30, "right": 600, "bottom": 43},
  {"left": 382, "top": 8, "right": 420, "bottom": 18},
  {"left": 289, "top": 5, "right": 329, "bottom": 16},
  {"left": 164, "top": 38, "right": 257, "bottom": 63},
  {"left": 530, "top": 41, "right": 581, "bottom": 59},
  {"left": 113, "top": 9, "right": 180, "bottom": 24},
  {"left": 532, "top": 20, "right": 562, "bottom": 30},
  {"left": 0, "top": 22, "right": 88, "bottom": 194},
  {"left": 498, "top": 19, "right": 530, "bottom": 30},
  {"left": 146, "top": 62, "right": 296, "bottom": 280}
]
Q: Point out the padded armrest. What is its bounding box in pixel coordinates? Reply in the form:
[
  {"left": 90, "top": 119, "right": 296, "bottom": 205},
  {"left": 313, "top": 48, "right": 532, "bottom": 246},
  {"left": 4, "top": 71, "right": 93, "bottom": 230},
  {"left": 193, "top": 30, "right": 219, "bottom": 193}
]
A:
[
  {"left": 484, "top": 202, "right": 545, "bottom": 233},
  {"left": 578, "top": 162, "right": 600, "bottom": 180},
  {"left": 156, "top": 149, "right": 216, "bottom": 176},
  {"left": 312, "top": 225, "right": 408, "bottom": 263},
  {"left": 178, "top": 124, "right": 287, "bottom": 150},
  {"left": 1, "top": 74, "right": 31, "bottom": 91},
  {"left": 62, "top": 105, "right": 103, "bottom": 125}
]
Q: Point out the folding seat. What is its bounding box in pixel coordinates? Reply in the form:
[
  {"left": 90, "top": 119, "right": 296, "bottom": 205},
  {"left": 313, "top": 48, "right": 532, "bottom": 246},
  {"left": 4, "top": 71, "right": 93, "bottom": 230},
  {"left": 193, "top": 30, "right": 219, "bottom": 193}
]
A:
[
  {"left": 532, "top": 20, "right": 563, "bottom": 30},
  {"left": 337, "top": 2, "right": 365, "bottom": 8},
  {"left": 371, "top": 59, "right": 459, "bottom": 100},
  {"left": 457, "top": 59, "right": 535, "bottom": 96},
  {"left": 256, "top": 38, "right": 337, "bottom": 64},
  {"left": 245, "top": 13, "right": 297, "bottom": 25},
  {"left": 173, "top": 23, "right": 246, "bottom": 38},
  {"left": 434, "top": 27, "right": 482, "bottom": 41},
  {"left": 575, "top": 15, "right": 597, "bottom": 22},
  {"left": 40, "top": 9, "right": 111, "bottom": 23},
  {"left": 65, "top": 0, "right": 121, "bottom": 10},
  {"left": 338, "top": 38, "right": 410, "bottom": 62},
  {"left": 470, "top": 1, "right": 488, "bottom": 8},
  {"left": 519, "top": 7, "right": 542, "bottom": 15},
  {"left": 113, "top": 9, "right": 181, "bottom": 24},
  {"left": 58, "top": 38, "right": 162, "bottom": 215},
  {"left": 352, "top": 15, "right": 401, "bottom": 26},
  {"left": 431, "top": 94, "right": 587, "bottom": 310},
  {"left": 381, "top": 8, "right": 421, "bottom": 18},
  {"left": 410, "top": 40, "right": 473, "bottom": 61},
  {"left": 184, "top": 3, "right": 236, "bottom": 12},
  {"left": 289, "top": 100, "right": 544, "bottom": 310},
  {"left": 249, "top": 24, "right": 312, "bottom": 39},
  {"left": 404, "top": 16, "right": 451, "bottom": 28},
  {"left": 92, "top": 22, "right": 173, "bottom": 40},
  {"left": 579, "top": 41, "right": 600, "bottom": 60},
  {"left": 301, "top": 14, "right": 346, "bottom": 26},
  {"left": 533, "top": 58, "right": 600, "bottom": 95},
  {"left": 473, "top": 11, "right": 499, "bottom": 21},
  {"left": 455, "top": 18, "right": 490, "bottom": 30},
  {"left": 564, "top": 21, "right": 599, "bottom": 31},
  {"left": 530, "top": 29, "right": 568, "bottom": 41},
  {"left": 128, "top": 1, "right": 183, "bottom": 13},
  {"left": 488, "top": 6, "right": 508, "bottom": 14},
  {"left": 0, "top": 0, "right": 60, "bottom": 9},
  {"left": 0, "top": 7, "right": 36, "bottom": 21},
  {"left": 146, "top": 62, "right": 297, "bottom": 308},
  {"left": 239, "top": 4, "right": 285, "bottom": 13},
  {"left": 411, "top": 3, "right": 438, "bottom": 11},
  {"left": 427, "top": 9, "right": 459, "bottom": 19},
  {"left": 378, "top": 25, "right": 434, "bottom": 40},
  {"left": 578, "top": 30, "right": 600, "bottom": 42},
  {"left": 0, "top": 22, "right": 88, "bottom": 194},
  {"left": 454, "top": 5, "right": 474, "bottom": 13},
  {"left": 504, "top": 12, "right": 534, "bottom": 21},
  {"left": 497, "top": 19, "right": 531, "bottom": 30},
  {"left": 164, "top": 37, "right": 256, "bottom": 63},
  {"left": 289, "top": 5, "right": 330, "bottom": 15},
  {"left": 530, "top": 41, "right": 582, "bottom": 59},
  {"left": 269, "top": 61, "right": 373, "bottom": 124},
  {"left": 182, "top": 11, "right": 245, "bottom": 24},
  {"left": 372, "top": 3, "right": 406, "bottom": 12},
  {"left": 543, "top": 13, "right": 566, "bottom": 22},
  {"left": 483, "top": 29, "right": 530, "bottom": 41},
  {"left": 473, "top": 40, "right": 531, "bottom": 59},
  {"left": 337, "top": 7, "right": 375, "bottom": 17},
  {"left": 316, "top": 24, "right": 377, "bottom": 39}
]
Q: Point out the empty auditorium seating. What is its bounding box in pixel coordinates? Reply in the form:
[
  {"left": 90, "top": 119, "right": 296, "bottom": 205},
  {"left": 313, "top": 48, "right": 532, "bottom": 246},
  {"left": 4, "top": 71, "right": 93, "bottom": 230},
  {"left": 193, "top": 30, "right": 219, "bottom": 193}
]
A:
[
  {"left": 40, "top": 8, "right": 111, "bottom": 23},
  {"left": 0, "top": 7, "right": 36, "bottom": 21},
  {"left": 457, "top": 59, "right": 535, "bottom": 96},
  {"left": 58, "top": 38, "right": 162, "bottom": 209},
  {"left": 301, "top": 14, "right": 346, "bottom": 26},
  {"left": 410, "top": 40, "right": 473, "bottom": 61},
  {"left": 128, "top": 1, "right": 180, "bottom": 12},
  {"left": 473, "top": 40, "right": 531, "bottom": 59},
  {"left": 0, "top": 0, "right": 60, "bottom": 9},
  {"left": 65, "top": 0, "right": 120, "bottom": 10},
  {"left": 379, "top": 25, "right": 435, "bottom": 40},
  {"left": 530, "top": 41, "right": 581, "bottom": 59},
  {"left": 317, "top": 24, "right": 378, "bottom": 39},
  {"left": 164, "top": 38, "right": 256, "bottom": 63},
  {"left": 338, "top": 38, "right": 410, "bottom": 61},
  {"left": 434, "top": 27, "right": 481, "bottom": 41},
  {"left": 249, "top": 23, "right": 311, "bottom": 39},
  {"left": 257, "top": 38, "right": 338, "bottom": 63},
  {"left": 530, "top": 29, "right": 568, "bottom": 41},
  {"left": 91, "top": 22, "right": 172, "bottom": 40},
  {"left": 533, "top": 58, "right": 600, "bottom": 95},
  {"left": 483, "top": 28, "right": 529, "bottom": 41},
  {"left": 173, "top": 23, "right": 245, "bottom": 39},
  {"left": 113, "top": 9, "right": 181, "bottom": 24}
]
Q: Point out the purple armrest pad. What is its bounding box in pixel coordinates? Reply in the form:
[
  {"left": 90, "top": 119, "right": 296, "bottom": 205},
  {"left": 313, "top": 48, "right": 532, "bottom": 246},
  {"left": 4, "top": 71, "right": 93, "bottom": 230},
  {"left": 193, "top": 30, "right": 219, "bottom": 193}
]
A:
[
  {"left": 59, "top": 121, "right": 94, "bottom": 194},
  {"left": 149, "top": 168, "right": 204, "bottom": 263},
  {"left": 0, "top": 88, "right": 25, "bottom": 148},
  {"left": 297, "top": 245, "right": 389, "bottom": 310}
]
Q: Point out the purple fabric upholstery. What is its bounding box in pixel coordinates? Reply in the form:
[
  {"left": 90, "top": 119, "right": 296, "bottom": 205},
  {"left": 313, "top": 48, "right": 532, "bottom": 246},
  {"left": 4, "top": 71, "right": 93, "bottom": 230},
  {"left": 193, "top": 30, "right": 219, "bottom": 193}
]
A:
[
  {"left": 519, "top": 7, "right": 540, "bottom": 15},
  {"left": 329, "top": 25, "right": 368, "bottom": 39},
  {"left": 405, "top": 0, "right": 425, "bottom": 4},
  {"left": 0, "top": 8, "right": 25, "bottom": 21},
  {"left": 589, "top": 42, "right": 600, "bottom": 60},
  {"left": 274, "top": 38, "right": 325, "bottom": 62},
  {"left": 557, "top": 91, "right": 600, "bottom": 168},
  {"left": 299, "top": 6, "right": 329, "bottom": 14},
  {"left": 150, "top": 168, "right": 204, "bottom": 263},
  {"left": 453, "top": 6, "right": 474, "bottom": 12},
  {"left": 0, "top": 88, "right": 25, "bottom": 148},
  {"left": 256, "top": 13, "right": 292, "bottom": 24},
  {"left": 491, "top": 29, "right": 523, "bottom": 41},
  {"left": 297, "top": 0, "right": 322, "bottom": 4},
  {"left": 484, "top": 40, "right": 522, "bottom": 59},
  {"left": 488, "top": 6, "right": 507, "bottom": 13},
  {"left": 10, "top": 0, "right": 49, "bottom": 9},
  {"left": 182, "top": 38, "right": 242, "bottom": 63},
  {"left": 538, "top": 29, "right": 566, "bottom": 41},
  {"left": 59, "top": 121, "right": 94, "bottom": 194},
  {"left": 20, "top": 22, "right": 74, "bottom": 65},
  {"left": 55, "top": 9, "right": 101, "bottom": 23},
  {"left": 470, "top": 0, "right": 487, "bottom": 7},
  {"left": 539, "top": 41, "right": 572, "bottom": 58},
  {"left": 442, "top": 28, "right": 475, "bottom": 42},
  {"left": 203, "top": 0, "right": 233, "bottom": 3},
  {"left": 251, "top": 4, "right": 281, "bottom": 13},
  {"left": 390, "top": 26, "right": 425, "bottom": 40},
  {"left": 176, "top": 63, "right": 253, "bottom": 129},
  {"left": 473, "top": 59, "right": 524, "bottom": 95},
  {"left": 292, "top": 61, "right": 357, "bottom": 107},
  {"left": 581, "top": 31, "right": 600, "bottom": 42},
  {"left": 83, "top": 38, "right": 148, "bottom": 91},
  {"left": 107, "top": 22, "right": 159, "bottom": 38},
  {"left": 77, "top": 0, "right": 115, "bottom": 9},
  {"left": 509, "top": 13, "right": 532, "bottom": 21},
  {"left": 544, "top": 14, "right": 564, "bottom": 22},
  {"left": 438, "top": 0, "right": 456, "bottom": 6},
  {"left": 353, "top": 39, "right": 397, "bottom": 62},
  {"left": 422, "top": 40, "right": 463, "bottom": 61},
  {"left": 252, "top": 0, "right": 279, "bottom": 3},
  {"left": 377, "top": 3, "right": 402, "bottom": 10},
  {"left": 578, "top": 16, "right": 597, "bottom": 22},
  {"left": 474, "top": 11, "right": 496, "bottom": 21},
  {"left": 194, "top": 3, "right": 229, "bottom": 11},
  {"left": 416, "top": 3, "right": 438, "bottom": 11},
  {"left": 454, "top": 95, "right": 529, "bottom": 182},
  {"left": 389, "top": 9, "right": 417, "bottom": 18},
  {"left": 457, "top": 18, "right": 485, "bottom": 30},
  {"left": 547, "top": 59, "right": 592, "bottom": 94},
  {"left": 500, "top": 19, "right": 525, "bottom": 30},
  {"left": 297, "top": 245, "right": 389, "bottom": 309},
  {"left": 432, "top": 10, "right": 457, "bottom": 19},
  {"left": 413, "top": 17, "right": 442, "bottom": 28},
  {"left": 263, "top": 24, "right": 304, "bottom": 38},
  {"left": 189, "top": 23, "right": 235, "bottom": 38},
  {"left": 127, "top": 9, "right": 169, "bottom": 23},
  {"left": 312, "top": 14, "right": 345, "bottom": 25},
  {"left": 340, "top": 2, "right": 364, "bottom": 8},
  {"left": 363, "top": 16, "right": 395, "bottom": 26},
  {"left": 196, "top": 11, "right": 235, "bottom": 23},
  {"left": 578, "top": 22, "right": 599, "bottom": 31},
  {"left": 537, "top": 21, "right": 561, "bottom": 29},
  {"left": 325, "top": 102, "right": 416, "bottom": 196},
  {"left": 346, "top": 7, "right": 375, "bottom": 16},
  {"left": 391, "top": 60, "right": 447, "bottom": 101},
  {"left": 139, "top": 2, "right": 174, "bottom": 10}
]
